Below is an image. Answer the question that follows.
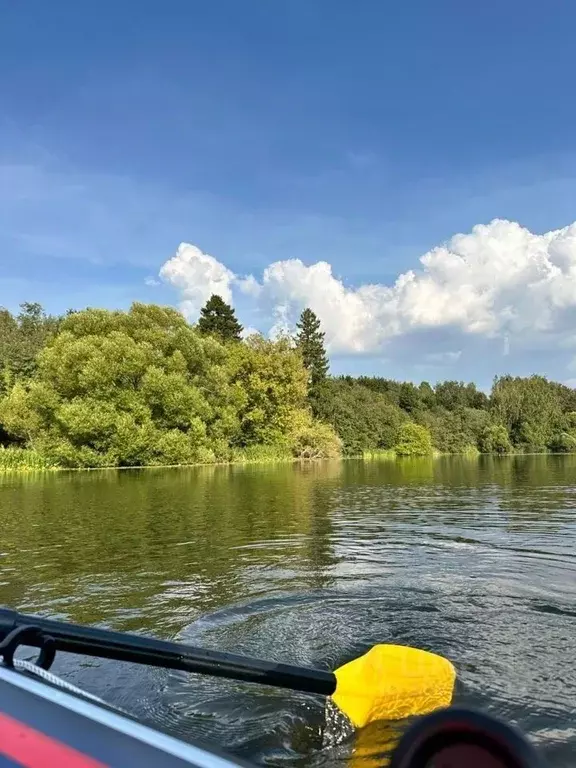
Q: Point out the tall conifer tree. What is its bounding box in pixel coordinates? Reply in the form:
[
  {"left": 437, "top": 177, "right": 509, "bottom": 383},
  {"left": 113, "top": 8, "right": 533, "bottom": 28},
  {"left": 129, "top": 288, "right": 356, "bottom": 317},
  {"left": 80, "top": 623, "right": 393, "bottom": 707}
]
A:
[
  {"left": 295, "top": 308, "right": 329, "bottom": 415},
  {"left": 197, "top": 294, "right": 243, "bottom": 342}
]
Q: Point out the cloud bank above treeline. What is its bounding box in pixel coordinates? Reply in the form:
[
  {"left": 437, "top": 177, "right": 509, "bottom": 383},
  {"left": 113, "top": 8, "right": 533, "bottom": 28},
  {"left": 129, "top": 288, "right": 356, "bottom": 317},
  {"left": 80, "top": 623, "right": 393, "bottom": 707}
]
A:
[{"left": 158, "top": 218, "right": 576, "bottom": 366}]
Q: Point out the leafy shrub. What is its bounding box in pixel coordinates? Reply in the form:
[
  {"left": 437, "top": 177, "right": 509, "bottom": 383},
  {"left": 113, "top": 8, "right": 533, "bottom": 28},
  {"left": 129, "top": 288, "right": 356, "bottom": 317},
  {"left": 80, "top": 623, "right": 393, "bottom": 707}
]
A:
[
  {"left": 418, "top": 406, "right": 490, "bottom": 453},
  {"left": 548, "top": 431, "right": 576, "bottom": 453},
  {"left": 316, "top": 380, "right": 406, "bottom": 455},
  {"left": 478, "top": 424, "right": 512, "bottom": 454},
  {"left": 290, "top": 419, "right": 342, "bottom": 459},
  {"left": 394, "top": 422, "right": 433, "bottom": 456}
]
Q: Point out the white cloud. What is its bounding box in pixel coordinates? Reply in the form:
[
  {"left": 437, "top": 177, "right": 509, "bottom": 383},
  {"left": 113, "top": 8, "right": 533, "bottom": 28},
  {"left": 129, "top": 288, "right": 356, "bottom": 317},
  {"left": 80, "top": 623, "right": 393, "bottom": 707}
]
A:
[
  {"left": 159, "top": 243, "right": 235, "bottom": 320},
  {"left": 240, "top": 325, "right": 260, "bottom": 340},
  {"left": 159, "top": 218, "right": 576, "bottom": 356}
]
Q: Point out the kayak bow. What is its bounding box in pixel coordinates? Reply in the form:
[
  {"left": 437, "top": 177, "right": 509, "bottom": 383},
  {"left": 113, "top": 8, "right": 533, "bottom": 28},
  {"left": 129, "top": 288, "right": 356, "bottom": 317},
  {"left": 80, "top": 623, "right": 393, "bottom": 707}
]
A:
[{"left": 0, "top": 662, "right": 248, "bottom": 767}]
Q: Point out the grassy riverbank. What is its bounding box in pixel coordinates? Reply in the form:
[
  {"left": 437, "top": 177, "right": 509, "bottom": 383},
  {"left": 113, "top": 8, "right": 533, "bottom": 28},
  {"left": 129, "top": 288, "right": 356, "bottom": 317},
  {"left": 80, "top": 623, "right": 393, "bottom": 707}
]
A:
[
  {"left": 0, "top": 445, "right": 300, "bottom": 472},
  {"left": 0, "top": 446, "right": 57, "bottom": 471},
  {"left": 0, "top": 445, "right": 407, "bottom": 472},
  {"left": 0, "top": 443, "right": 565, "bottom": 473}
]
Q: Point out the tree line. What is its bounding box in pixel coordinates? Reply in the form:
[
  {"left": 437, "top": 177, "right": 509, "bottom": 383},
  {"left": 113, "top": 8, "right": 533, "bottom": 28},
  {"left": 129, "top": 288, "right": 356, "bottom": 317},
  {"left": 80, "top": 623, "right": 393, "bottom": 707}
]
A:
[{"left": 1, "top": 297, "right": 576, "bottom": 468}]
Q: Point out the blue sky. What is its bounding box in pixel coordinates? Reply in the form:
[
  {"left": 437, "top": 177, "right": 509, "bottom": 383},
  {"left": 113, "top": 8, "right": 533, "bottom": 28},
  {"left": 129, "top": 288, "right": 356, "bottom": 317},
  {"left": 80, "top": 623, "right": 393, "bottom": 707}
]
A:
[{"left": 2, "top": 0, "right": 576, "bottom": 387}]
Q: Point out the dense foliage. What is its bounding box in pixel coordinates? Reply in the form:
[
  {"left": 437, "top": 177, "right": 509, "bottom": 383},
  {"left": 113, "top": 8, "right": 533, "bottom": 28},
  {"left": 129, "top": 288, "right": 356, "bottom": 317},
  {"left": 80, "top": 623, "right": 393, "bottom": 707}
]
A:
[
  {"left": 326, "top": 373, "right": 576, "bottom": 457},
  {"left": 0, "top": 303, "right": 60, "bottom": 392},
  {"left": 1, "top": 299, "right": 576, "bottom": 468},
  {"left": 315, "top": 379, "right": 407, "bottom": 454},
  {"left": 0, "top": 303, "right": 339, "bottom": 467},
  {"left": 395, "top": 422, "right": 434, "bottom": 456}
]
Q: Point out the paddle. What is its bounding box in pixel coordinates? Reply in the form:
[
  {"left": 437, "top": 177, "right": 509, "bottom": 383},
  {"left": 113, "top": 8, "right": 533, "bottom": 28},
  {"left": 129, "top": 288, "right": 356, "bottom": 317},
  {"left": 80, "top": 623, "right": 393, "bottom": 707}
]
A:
[{"left": 0, "top": 608, "right": 455, "bottom": 729}]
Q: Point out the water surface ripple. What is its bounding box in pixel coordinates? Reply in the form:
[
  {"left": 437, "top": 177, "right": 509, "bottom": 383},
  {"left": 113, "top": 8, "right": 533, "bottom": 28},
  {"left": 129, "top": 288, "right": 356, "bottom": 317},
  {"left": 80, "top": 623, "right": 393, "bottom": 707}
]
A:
[{"left": 0, "top": 455, "right": 575, "bottom": 766}]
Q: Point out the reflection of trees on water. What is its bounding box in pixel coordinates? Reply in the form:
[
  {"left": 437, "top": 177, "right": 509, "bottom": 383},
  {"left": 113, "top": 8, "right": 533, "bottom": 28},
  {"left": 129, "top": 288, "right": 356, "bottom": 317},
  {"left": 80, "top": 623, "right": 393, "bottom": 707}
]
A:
[
  {"left": 336, "top": 455, "right": 575, "bottom": 531},
  {"left": 342, "top": 457, "right": 436, "bottom": 489},
  {"left": 477, "top": 455, "right": 576, "bottom": 532},
  {"left": 0, "top": 455, "right": 574, "bottom": 633},
  {"left": 0, "top": 461, "right": 344, "bottom": 632}
]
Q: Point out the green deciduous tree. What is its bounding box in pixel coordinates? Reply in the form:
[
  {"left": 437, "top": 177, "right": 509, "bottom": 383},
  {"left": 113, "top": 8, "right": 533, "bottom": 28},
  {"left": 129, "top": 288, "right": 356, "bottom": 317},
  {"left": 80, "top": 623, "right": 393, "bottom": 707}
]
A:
[
  {"left": 478, "top": 424, "right": 513, "bottom": 454},
  {"left": 398, "top": 382, "right": 421, "bottom": 413},
  {"left": 435, "top": 380, "right": 488, "bottom": 411},
  {"left": 287, "top": 409, "right": 342, "bottom": 459},
  {"left": 315, "top": 379, "right": 407, "bottom": 455},
  {"left": 490, "top": 375, "right": 564, "bottom": 451},
  {"left": 197, "top": 294, "right": 243, "bottom": 342},
  {"left": 417, "top": 406, "right": 490, "bottom": 454},
  {"left": 0, "top": 303, "right": 344, "bottom": 467},
  {"left": 0, "top": 303, "right": 60, "bottom": 390},
  {"left": 227, "top": 334, "right": 309, "bottom": 447},
  {"left": 548, "top": 431, "right": 576, "bottom": 453},
  {"left": 0, "top": 304, "right": 242, "bottom": 466},
  {"left": 418, "top": 381, "right": 436, "bottom": 409},
  {"left": 394, "top": 422, "right": 434, "bottom": 456}
]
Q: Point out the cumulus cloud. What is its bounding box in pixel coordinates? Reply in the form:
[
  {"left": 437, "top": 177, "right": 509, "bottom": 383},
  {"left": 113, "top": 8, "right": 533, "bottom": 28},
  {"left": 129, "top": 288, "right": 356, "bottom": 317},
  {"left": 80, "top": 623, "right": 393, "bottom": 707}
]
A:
[
  {"left": 159, "top": 219, "right": 576, "bottom": 355},
  {"left": 159, "top": 243, "right": 235, "bottom": 320}
]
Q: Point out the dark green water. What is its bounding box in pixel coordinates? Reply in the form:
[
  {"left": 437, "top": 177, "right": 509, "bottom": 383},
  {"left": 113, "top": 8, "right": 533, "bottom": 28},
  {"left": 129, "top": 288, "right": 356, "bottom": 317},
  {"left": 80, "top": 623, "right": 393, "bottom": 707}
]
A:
[{"left": 1, "top": 455, "right": 575, "bottom": 766}]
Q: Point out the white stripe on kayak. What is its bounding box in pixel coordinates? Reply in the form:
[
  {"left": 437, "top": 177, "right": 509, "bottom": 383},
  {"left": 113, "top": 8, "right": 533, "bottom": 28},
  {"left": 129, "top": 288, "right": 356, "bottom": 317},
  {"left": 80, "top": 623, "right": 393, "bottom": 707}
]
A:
[{"left": 0, "top": 665, "right": 246, "bottom": 768}]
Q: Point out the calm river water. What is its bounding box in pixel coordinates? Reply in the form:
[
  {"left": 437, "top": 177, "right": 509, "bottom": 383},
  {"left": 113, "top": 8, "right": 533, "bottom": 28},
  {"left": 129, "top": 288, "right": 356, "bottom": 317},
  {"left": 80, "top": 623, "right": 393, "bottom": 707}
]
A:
[{"left": 1, "top": 455, "right": 575, "bottom": 766}]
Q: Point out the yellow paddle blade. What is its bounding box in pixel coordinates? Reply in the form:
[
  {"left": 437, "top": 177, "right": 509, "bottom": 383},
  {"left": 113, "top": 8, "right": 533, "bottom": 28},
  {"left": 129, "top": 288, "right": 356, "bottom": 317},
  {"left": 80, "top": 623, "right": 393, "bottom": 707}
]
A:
[{"left": 331, "top": 644, "right": 456, "bottom": 729}]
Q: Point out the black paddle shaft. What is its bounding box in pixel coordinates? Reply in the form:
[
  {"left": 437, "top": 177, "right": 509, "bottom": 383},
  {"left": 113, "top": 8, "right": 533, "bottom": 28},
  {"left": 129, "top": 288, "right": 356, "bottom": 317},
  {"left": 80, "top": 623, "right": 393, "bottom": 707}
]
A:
[{"left": 0, "top": 608, "right": 336, "bottom": 696}]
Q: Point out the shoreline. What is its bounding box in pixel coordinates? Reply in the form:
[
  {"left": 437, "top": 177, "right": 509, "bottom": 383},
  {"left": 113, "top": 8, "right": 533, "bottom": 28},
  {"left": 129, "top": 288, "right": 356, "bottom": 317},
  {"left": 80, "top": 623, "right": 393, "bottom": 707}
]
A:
[{"left": 0, "top": 448, "right": 572, "bottom": 473}]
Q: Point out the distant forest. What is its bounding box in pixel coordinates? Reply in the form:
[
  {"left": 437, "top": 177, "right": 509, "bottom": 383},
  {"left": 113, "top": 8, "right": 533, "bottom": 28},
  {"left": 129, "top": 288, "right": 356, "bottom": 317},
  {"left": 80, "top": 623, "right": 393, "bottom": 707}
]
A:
[{"left": 1, "top": 299, "right": 576, "bottom": 469}]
